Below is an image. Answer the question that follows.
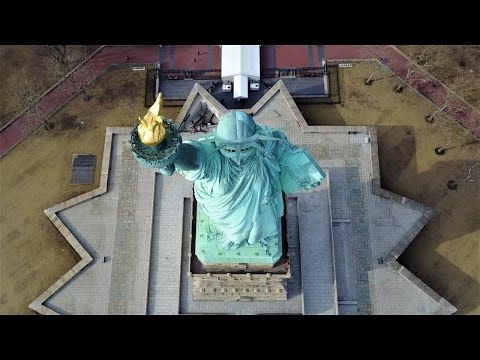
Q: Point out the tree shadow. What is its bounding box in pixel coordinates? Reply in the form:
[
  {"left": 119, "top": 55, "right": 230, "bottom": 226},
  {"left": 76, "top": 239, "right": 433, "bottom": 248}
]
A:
[
  {"left": 399, "top": 224, "right": 480, "bottom": 314},
  {"left": 376, "top": 125, "right": 417, "bottom": 192},
  {"left": 395, "top": 159, "right": 480, "bottom": 314}
]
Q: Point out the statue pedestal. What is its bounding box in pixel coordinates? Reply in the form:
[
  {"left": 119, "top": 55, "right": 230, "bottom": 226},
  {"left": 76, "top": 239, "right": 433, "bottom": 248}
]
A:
[{"left": 195, "top": 205, "right": 282, "bottom": 272}]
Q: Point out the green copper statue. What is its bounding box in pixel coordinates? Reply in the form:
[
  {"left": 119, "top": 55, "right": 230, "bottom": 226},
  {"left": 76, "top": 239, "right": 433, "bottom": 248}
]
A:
[{"left": 131, "top": 94, "right": 325, "bottom": 266}]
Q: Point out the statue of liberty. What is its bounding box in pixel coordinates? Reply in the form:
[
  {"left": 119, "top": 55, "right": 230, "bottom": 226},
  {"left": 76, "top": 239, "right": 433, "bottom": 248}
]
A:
[{"left": 130, "top": 94, "right": 325, "bottom": 265}]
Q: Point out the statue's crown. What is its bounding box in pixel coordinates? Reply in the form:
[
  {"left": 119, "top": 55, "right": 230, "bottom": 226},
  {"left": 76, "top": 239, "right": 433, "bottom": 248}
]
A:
[{"left": 215, "top": 111, "right": 257, "bottom": 144}]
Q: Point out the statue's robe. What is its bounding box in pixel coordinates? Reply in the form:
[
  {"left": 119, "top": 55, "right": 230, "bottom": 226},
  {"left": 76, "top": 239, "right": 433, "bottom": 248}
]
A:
[{"left": 177, "top": 125, "right": 325, "bottom": 249}]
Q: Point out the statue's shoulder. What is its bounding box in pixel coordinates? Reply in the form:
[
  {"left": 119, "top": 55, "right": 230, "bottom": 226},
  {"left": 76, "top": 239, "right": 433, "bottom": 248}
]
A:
[
  {"left": 183, "top": 140, "right": 220, "bottom": 171},
  {"left": 257, "top": 124, "right": 288, "bottom": 141}
]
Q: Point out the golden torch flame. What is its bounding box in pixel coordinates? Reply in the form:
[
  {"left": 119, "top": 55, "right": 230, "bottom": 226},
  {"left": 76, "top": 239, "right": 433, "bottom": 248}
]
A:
[{"left": 137, "top": 93, "right": 166, "bottom": 146}]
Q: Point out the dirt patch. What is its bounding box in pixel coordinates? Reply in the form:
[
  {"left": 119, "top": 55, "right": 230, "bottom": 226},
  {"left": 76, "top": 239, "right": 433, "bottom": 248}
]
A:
[
  {"left": 348, "top": 89, "right": 373, "bottom": 106},
  {"left": 97, "top": 80, "right": 136, "bottom": 108},
  {"left": 59, "top": 113, "right": 81, "bottom": 130}
]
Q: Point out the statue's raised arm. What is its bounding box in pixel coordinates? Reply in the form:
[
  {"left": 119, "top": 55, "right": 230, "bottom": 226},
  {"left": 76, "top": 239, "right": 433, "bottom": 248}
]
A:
[
  {"left": 130, "top": 93, "right": 201, "bottom": 176},
  {"left": 130, "top": 104, "right": 325, "bottom": 262}
]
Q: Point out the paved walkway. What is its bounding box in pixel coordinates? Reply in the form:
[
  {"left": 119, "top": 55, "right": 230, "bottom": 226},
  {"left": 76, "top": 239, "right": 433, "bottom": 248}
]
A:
[
  {"left": 297, "top": 181, "right": 338, "bottom": 315},
  {"left": 1, "top": 45, "right": 478, "bottom": 159},
  {"left": 147, "top": 170, "right": 193, "bottom": 314},
  {"left": 46, "top": 132, "right": 155, "bottom": 314}
]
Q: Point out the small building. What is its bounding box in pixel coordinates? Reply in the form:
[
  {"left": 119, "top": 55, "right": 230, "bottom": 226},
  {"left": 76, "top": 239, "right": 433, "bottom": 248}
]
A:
[{"left": 221, "top": 45, "right": 260, "bottom": 100}]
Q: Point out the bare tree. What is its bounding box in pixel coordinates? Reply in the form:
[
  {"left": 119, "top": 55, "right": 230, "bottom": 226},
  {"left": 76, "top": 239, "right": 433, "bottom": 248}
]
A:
[
  {"left": 44, "top": 45, "right": 92, "bottom": 101},
  {"left": 435, "top": 113, "right": 480, "bottom": 155},
  {"left": 465, "top": 161, "right": 480, "bottom": 183},
  {"left": 426, "top": 92, "right": 462, "bottom": 124},
  {"left": 423, "top": 46, "right": 480, "bottom": 106},
  {"left": 47, "top": 45, "right": 69, "bottom": 68},
  {"left": 447, "top": 147, "right": 480, "bottom": 191},
  {"left": 429, "top": 45, "right": 477, "bottom": 71},
  {"left": 44, "top": 45, "right": 87, "bottom": 76},
  {"left": 425, "top": 77, "right": 476, "bottom": 123},
  {"left": 394, "top": 47, "right": 433, "bottom": 93},
  {"left": 360, "top": 45, "right": 387, "bottom": 85},
  {"left": 11, "top": 70, "right": 53, "bottom": 136}
]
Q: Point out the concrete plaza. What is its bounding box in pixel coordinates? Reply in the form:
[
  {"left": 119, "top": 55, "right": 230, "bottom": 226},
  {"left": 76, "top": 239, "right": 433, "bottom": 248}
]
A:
[{"left": 30, "top": 81, "right": 456, "bottom": 315}]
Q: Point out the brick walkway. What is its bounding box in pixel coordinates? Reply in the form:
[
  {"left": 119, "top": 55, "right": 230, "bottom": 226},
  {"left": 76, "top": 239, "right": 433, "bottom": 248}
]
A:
[
  {"left": 1, "top": 45, "right": 478, "bottom": 159},
  {"left": 324, "top": 45, "right": 480, "bottom": 138},
  {"left": 0, "top": 46, "right": 158, "bottom": 158}
]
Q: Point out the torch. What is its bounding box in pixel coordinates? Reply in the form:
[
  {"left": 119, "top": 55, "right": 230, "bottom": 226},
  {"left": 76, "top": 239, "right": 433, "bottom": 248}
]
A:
[{"left": 129, "top": 93, "right": 182, "bottom": 175}]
